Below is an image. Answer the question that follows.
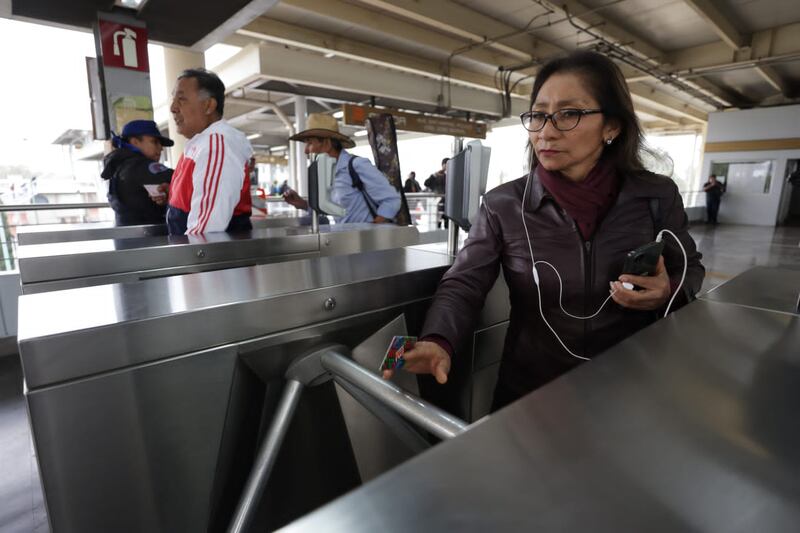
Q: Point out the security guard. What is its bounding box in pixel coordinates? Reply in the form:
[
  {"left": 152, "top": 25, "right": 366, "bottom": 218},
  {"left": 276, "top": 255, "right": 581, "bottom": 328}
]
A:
[{"left": 101, "top": 120, "right": 173, "bottom": 226}]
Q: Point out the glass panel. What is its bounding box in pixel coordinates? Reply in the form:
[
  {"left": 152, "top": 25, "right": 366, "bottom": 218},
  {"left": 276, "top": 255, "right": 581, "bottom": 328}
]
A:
[
  {"left": 0, "top": 206, "right": 116, "bottom": 271},
  {"left": 645, "top": 133, "right": 705, "bottom": 208},
  {"left": 711, "top": 161, "right": 773, "bottom": 194}
]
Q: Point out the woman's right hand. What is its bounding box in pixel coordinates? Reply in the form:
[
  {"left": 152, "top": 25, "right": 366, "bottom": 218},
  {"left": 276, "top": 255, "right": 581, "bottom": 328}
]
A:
[{"left": 382, "top": 340, "right": 451, "bottom": 384}]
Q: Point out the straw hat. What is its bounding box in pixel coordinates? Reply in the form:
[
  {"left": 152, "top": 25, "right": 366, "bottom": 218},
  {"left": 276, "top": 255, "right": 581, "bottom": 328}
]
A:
[{"left": 289, "top": 113, "right": 356, "bottom": 148}]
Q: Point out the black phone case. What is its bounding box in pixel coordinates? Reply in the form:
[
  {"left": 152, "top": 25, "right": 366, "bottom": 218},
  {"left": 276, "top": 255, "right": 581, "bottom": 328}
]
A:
[{"left": 621, "top": 241, "right": 664, "bottom": 277}]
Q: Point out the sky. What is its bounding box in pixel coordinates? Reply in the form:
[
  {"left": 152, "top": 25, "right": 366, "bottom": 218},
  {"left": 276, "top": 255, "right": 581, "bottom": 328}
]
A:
[
  {"left": 0, "top": 19, "right": 99, "bottom": 172},
  {"left": 0, "top": 18, "right": 238, "bottom": 176}
]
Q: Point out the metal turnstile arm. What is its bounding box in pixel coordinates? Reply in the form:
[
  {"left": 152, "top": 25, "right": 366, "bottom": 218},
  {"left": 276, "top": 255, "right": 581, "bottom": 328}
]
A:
[{"left": 228, "top": 344, "right": 468, "bottom": 533}]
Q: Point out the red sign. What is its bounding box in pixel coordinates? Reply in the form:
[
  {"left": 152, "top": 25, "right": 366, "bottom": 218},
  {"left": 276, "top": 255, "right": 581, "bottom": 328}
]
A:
[{"left": 98, "top": 20, "right": 149, "bottom": 72}]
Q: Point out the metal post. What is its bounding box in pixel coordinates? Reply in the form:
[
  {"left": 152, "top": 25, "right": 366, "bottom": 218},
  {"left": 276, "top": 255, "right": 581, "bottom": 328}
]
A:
[
  {"left": 294, "top": 96, "right": 308, "bottom": 197},
  {"left": 447, "top": 136, "right": 465, "bottom": 255},
  {"left": 320, "top": 350, "right": 468, "bottom": 440},
  {"left": 227, "top": 379, "right": 304, "bottom": 533},
  {"left": 311, "top": 210, "right": 319, "bottom": 234},
  {"left": 447, "top": 224, "right": 459, "bottom": 256}
]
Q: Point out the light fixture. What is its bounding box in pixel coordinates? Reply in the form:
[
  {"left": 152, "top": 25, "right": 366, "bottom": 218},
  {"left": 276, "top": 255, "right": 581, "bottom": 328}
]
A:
[
  {"left": 333, "top": 110, "right": 344, "bottom": 119},
  {"left": 246, "top": 133, "right": 260, "bottom": 140},
  {"left": 269, "top": 145, "right": 288, "bottom": 152},
  {"left": 324, "top": 52, "right": 336, "bottom": 59},
  {"left": 114, "top": 0, "right": 150, "bottom": 10},
  {"left": 354, "top": 130, "right": 369, "bottom": 137}
]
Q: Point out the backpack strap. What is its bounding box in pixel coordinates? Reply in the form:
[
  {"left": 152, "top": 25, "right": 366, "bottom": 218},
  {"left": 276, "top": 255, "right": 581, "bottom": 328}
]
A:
[{"left": 348, "top": 156, "right": 379, "bottom": 219}]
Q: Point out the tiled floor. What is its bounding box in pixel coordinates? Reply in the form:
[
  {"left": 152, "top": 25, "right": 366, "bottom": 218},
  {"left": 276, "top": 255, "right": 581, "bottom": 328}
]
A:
[
  {"left": 0, "top": 223, "right": 798, "bottom": 533},
  {"left": 0, "top": 355, "right": 47, "bottom": 533}
]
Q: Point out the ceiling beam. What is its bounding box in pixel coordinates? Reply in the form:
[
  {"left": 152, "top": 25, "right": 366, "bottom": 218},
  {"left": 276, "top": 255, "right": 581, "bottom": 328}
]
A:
[
  {"left": 633, "top": 104, "right": 682, "bottom": 126},
  {"left": 628, "top": 83, "right": 708, "bottom": 123},
  {"left": 749, "top": 27, "right": 791, "bottom": 96},
  {"left": 215, "top": 43, "right": 532, "bottom": 118},
  {"left": 689, "top": 76, "right": 750, "bottom": 107},
  {"left": 680, "top": 0, "right": 745, "bottom": 50},
  {"left": 666, "top": 22, "right": 800, "bottom": 73},
  {"left": 537, "top": 0, "right": 664, "bottom": 61},
  {"left": 191, "top": 0, "right": 280, "bottom": 51},
  {"left": 236, "top": 18, "right": 530, "bottom": 96},
  {"left": 532, "top": 1, "right": 721, "bottom": 115},
  {"left": 350, "top": 0, "right": 568, "bottom": 63},
  {"left": 278, "top": 0, "right": 524, "bottom": 68}
]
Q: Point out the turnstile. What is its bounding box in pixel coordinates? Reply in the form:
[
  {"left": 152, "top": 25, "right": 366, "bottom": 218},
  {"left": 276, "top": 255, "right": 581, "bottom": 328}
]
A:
[
  {"left": 17, "top": 245, "right": 510, "bottom": 532},
  {"left": 17, "top": 223, "right": 422, "bottom": 293},
  {"left": 700, "top": 265, "right": 800, "bottom": 315},
  {"left": 16, "top": 217, "right": 304, "bottom": 245},
  {"left": 279, "top": 296, "right": 800, "bottom": 533}
]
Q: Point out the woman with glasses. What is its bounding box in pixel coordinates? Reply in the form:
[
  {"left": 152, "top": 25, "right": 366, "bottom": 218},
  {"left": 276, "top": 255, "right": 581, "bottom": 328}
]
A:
[{"left": 384, "top": 50, "right": 705, "bottom": 411}]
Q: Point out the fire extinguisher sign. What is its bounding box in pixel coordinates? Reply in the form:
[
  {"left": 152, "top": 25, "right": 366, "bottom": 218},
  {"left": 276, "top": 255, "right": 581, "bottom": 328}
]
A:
[{"left": 99, "top": 20, "right": 149, "bottom": 73}]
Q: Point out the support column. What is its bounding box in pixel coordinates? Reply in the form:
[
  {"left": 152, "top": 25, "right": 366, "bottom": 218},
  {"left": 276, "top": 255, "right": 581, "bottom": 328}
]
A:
[
  {"left": 294, "top": 95, "right": 308, "bottom": 196},
  {"left": 162, "top": 47, "right": 205, "bottom": 164}
]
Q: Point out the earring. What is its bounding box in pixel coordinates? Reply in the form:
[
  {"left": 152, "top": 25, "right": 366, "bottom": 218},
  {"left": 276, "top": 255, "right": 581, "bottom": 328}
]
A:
[{"left": 605, "top": 138, "right": 613, "bottom": 145}]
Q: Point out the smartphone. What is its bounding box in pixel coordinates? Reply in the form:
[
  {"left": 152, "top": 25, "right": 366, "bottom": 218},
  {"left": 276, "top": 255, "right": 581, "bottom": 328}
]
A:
[{"left": 621, "top": 241, "right": 664, "bottom": 277}]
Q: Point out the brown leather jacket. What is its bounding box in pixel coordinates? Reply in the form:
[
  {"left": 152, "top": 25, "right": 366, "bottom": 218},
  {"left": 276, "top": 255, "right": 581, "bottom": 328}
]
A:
[{"left": 421, "top": 168, "right": 705, "bottom": 403}]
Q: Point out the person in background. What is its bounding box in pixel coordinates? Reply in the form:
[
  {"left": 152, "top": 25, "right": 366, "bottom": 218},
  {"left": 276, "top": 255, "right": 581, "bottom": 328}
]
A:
[
  {"left": 167, "top": 68, "right": 253, "bottom": 235},
  {"left": 425, "top": 158, "right": 449, "bottom": 228},
  {"left": 702, "top": 174, "right": 725, "bottom": 225},
  {"left": 271, "top": 181, "right": 281, "bottom": 196},
  {"left": 384, "top": 50, "right": 704, "bottom": 411},
  {"left": 101, "top": 120, "right": 172, "bottom": 226},
  {"left": 404, "top": 171, "right": 422, "bottom": 193},
  {"left": 282, "top": 113, "right": 401, "bottom": 223}
]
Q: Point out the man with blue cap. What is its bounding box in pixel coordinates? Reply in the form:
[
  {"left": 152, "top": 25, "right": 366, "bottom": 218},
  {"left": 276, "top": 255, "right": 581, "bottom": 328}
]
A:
[{"left": 101, "top": 119, "right": 173, "bottom": 226}]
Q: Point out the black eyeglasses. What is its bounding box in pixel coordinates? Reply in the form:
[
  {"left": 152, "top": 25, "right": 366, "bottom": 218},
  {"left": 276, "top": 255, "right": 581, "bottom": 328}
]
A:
[{"left": 520, "top": 108, "right": 603, "bottom": 132}]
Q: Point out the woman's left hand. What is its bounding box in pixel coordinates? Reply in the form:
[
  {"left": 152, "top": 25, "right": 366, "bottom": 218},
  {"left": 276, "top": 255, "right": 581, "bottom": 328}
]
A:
[{"left": 610, "top": 256, "right": 671, "bottom": 311}]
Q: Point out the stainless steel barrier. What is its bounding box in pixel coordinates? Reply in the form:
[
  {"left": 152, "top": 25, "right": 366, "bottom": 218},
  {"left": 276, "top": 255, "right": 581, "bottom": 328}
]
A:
[
  {"left": 16, "top": 217, "right": 304, "bottom": 245},
  {"left": 17, "top": 223, "right": 423, "bottom": 293},
  {"left": 278, "top": 297, "right": 800, "bottom": 533},
  {"left": 18, "top": 246, "right": 510, "bottom": 532},
  {"left": 699, "top": 265, "right": 800, "bottom": 315},
  {"left": 228, "top": 345, "right": 468, "bottom": 533}
]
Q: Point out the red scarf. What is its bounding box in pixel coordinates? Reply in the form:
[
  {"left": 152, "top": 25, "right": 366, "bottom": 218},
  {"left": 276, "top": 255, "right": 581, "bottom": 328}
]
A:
[{"left": 537, "top": 160, "right": 619, "bottom": 240}]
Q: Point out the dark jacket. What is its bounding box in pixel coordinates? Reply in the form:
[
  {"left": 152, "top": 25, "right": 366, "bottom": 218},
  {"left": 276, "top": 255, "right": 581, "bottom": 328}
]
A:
[
  {"left": 421, "top": 168, "right": 705, "bottom": 403},
  {"left": 424, "top": 172, "right": 446, "bottom": 194},
  {"left": 404, "top": 178, "right": 422, "bottom": 193},
  {"left": 101, "top": 148, "right": 172, "bottom": 226}
]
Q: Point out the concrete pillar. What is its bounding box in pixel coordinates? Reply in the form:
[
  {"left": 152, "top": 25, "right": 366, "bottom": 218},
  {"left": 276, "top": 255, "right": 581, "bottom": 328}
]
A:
[
  {"left": 294, "top": 95, "right": 308, "bottom": 196},
  {"left": 162, "top": 47, "right": 205, "bottom": 163}
]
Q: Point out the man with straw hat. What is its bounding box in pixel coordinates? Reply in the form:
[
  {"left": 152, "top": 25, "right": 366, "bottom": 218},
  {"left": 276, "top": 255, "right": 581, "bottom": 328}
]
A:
[{"left": 283, "top": 113, "right": 401, "bottom": 223}]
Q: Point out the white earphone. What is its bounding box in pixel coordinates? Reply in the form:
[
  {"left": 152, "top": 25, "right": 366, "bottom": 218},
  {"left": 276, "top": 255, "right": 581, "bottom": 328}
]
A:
[{"left": 520, "top": 170, "right": 687, "bottom": 361}]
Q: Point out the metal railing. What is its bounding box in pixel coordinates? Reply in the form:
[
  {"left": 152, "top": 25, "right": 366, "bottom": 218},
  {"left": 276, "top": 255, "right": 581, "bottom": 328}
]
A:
[
  {"left": 0, "top": 202, "right": 111, "bottom": 212},
  {"left": 227, "top": 344, "right": 468, "bottom": 533},
  {"left": 0, "top": 203, "right": 116, "bottom": 271}
]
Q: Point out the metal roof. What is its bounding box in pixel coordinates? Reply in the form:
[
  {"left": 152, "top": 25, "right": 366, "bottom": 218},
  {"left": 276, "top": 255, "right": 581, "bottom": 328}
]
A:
[{"left": 6, "top": 0, "right": 800, "bottom": 139}]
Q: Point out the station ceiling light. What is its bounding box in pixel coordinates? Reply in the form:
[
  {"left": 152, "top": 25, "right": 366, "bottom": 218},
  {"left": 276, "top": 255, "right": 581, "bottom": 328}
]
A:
[
  {"left": 246, "top": 133, "right": 261, "bottom": 140},
  {"left": 354, "top": 130, "right": 369, "bottom": 137},
  {"left": 114, "top": 0, "right": 150, "bottom": 11},
  {"left": 333, "top": 110, "right": 344, "bottom": 119}
]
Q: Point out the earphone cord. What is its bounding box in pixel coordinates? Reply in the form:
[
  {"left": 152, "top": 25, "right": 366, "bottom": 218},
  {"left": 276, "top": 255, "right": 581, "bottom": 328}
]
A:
[
  {"left": 520, "top": 174, "right": 688, "bottom": 361},
  {"left": 521, "top": 173, "right": 592, "bottom": 361},
  {"left": 656, "top": 229, "right": 687, "bottom": 318}
]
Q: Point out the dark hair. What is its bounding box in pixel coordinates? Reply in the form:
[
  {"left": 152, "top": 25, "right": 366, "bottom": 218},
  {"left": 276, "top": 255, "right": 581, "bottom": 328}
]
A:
[
  {"left": 441, "top": 157, "right": 450, "bottom": 166},
  {"left": 178, "top": 68, "right": 226, "bottom": 117},
  {"left": 527, "top": 51, "right": 646, "bottom": 174}
]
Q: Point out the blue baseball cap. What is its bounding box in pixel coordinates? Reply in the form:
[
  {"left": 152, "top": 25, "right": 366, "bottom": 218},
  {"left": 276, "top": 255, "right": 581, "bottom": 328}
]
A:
[{"left": 120, "top": 120, "right": 174, "bottom": 147}]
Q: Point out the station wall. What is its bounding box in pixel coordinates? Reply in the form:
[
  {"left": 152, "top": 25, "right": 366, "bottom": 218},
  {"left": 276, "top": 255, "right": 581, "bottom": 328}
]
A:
[{"left": 701, "top": 105, "right": 800, "bottom": 226}]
